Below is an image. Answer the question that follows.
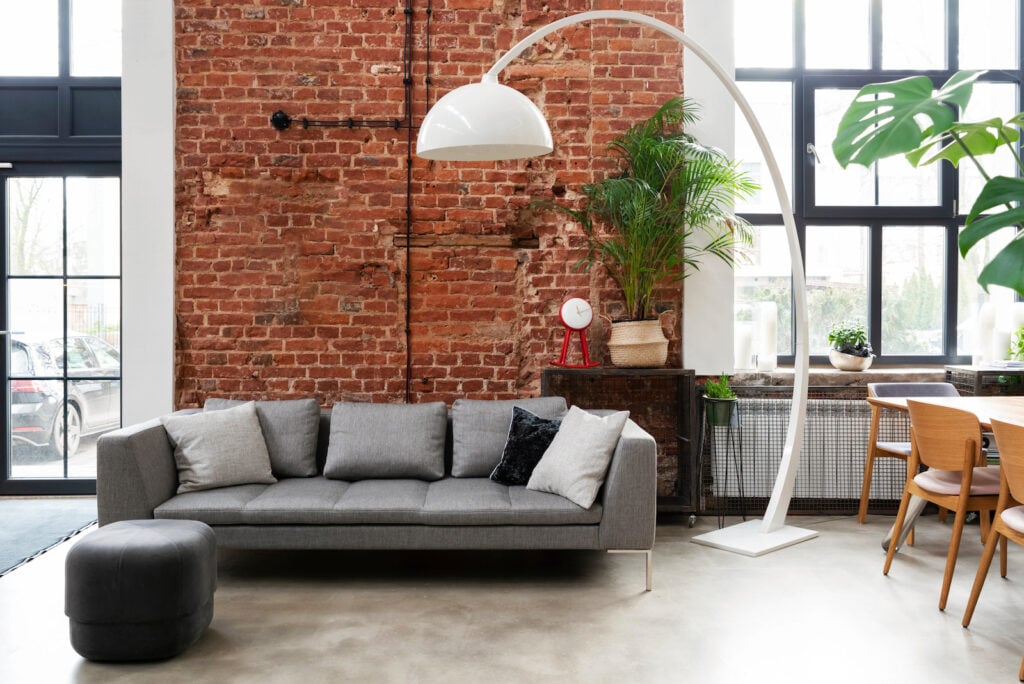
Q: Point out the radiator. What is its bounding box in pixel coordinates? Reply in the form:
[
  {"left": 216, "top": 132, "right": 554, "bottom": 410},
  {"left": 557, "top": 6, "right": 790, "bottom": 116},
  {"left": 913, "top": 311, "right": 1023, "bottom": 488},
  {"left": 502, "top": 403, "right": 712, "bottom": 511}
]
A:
[{"left": 699, "top": 393, "right": 909, "bottom": 516}]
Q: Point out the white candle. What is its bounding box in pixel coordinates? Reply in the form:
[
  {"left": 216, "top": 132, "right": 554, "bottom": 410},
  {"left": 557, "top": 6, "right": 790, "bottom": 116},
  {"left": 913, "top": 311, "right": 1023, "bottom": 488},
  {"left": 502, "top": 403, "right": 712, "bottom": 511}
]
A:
[
  {"left": 734, "top": 322, "right": 754, "bottom": 370},
  {"left": 1013, "top": 302, "right": 1024, "bottom": 332},
  {"left": 756, "top": 302, "right": 778, "bottom": 371},
  {"left": 991, "top": 329, "right": 1011, "bottom": 362},
  {"left": 977, "top": 302, "right": 995, "bottom": 363}
]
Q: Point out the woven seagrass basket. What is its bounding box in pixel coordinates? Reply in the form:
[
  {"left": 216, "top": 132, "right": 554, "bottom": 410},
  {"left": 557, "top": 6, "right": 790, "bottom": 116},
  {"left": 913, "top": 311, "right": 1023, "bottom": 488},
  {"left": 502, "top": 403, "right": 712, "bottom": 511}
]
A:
[{"left": 607, "top": 319, "right": 668, "bottom": 368}]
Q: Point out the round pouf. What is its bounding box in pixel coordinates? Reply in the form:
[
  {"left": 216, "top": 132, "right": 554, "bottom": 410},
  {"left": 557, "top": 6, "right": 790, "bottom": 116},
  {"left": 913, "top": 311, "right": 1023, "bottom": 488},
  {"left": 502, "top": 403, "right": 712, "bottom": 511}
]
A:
[{"left": 65, "top": 519, "right": 217, "bottom": 662}]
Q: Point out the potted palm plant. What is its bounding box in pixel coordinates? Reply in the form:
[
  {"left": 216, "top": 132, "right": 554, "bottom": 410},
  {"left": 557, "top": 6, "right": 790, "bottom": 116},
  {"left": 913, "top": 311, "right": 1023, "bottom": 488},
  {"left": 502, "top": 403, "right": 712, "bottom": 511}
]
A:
[{"left": 546, "top": 97, "right": 757, "bottom": 367}]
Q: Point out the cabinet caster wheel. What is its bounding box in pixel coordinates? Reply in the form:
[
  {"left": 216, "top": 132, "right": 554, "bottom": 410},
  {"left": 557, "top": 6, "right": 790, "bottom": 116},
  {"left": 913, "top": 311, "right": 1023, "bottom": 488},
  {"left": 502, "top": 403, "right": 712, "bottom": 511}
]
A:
[{"left": 688, "top": 514, "right": 696, "bottom": 528}]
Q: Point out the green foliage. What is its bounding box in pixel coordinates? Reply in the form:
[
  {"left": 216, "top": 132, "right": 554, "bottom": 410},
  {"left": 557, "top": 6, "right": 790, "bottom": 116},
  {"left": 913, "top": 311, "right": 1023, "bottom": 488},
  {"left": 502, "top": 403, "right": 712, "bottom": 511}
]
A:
[
  {"left": 544, "top": 97, "right": 758, "bottom": 320},
  {"left": 832, "top": 71, "right": 1024, "bottom": 297},
  {"left": 704, "top": 373, "right": 736, "bottom": 399},
  {"left": 1012, "top": 326, "right": 1024, "bottom": 362},
  {"left": 828, "top": 320, "right": 874, "bottom": 358}
]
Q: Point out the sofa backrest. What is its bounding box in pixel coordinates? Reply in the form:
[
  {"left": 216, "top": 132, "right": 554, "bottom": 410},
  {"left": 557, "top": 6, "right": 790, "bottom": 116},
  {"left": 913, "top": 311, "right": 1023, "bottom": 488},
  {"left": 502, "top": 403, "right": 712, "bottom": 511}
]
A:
[{"left": 312, "top": 398, "right": 567, "bottom": 478}]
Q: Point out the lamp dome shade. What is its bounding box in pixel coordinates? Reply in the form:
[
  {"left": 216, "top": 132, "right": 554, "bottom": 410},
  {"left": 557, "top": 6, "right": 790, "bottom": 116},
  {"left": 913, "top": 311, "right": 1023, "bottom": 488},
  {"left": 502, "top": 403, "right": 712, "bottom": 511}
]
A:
[{"left": 415, "top": 81, "right": 553, "bottom": 161}]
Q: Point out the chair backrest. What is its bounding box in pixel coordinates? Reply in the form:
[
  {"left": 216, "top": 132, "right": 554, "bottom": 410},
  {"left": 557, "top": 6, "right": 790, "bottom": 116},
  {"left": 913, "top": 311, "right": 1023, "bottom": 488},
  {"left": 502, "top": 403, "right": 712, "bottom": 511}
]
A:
[
  {"left": 991, "top": 418, "right": 1024, "bottom": 504},
  {"left": 907, "top": 400, "right": 982, "bottom": 470},
  {"left": 868, "top": 382, "right": 960, "bottom": 399}
]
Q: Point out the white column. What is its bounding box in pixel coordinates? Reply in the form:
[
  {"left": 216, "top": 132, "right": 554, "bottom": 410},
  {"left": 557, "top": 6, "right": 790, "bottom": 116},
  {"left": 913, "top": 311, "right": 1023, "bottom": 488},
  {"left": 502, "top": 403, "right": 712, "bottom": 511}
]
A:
[
  {"left": 122, "top": 0, "right": 176, "bottom": 423},
  {"left": 682, "top": 0, "right": 736, "bottom": 374}
]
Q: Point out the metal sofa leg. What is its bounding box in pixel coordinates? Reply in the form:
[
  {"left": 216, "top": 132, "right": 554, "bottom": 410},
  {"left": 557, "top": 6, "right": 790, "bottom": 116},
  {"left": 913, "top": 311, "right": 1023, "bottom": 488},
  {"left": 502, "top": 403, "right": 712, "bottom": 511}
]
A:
[{"left": 608, "top": 549, "right": 653, "bottom": 591}]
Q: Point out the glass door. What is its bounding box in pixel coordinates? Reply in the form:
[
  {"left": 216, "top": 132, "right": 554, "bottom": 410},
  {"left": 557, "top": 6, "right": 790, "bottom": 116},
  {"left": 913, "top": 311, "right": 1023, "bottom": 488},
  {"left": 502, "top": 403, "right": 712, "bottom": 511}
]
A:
[{"left": 1, "top": 164, "right": 121, "bottom": 495}]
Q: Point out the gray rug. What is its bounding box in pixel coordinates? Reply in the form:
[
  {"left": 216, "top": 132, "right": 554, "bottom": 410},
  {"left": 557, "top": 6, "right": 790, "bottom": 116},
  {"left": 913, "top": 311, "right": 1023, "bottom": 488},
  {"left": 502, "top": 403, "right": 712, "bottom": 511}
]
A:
[{"left": 0, "top": 498, "right": 97, "bottom": 576}]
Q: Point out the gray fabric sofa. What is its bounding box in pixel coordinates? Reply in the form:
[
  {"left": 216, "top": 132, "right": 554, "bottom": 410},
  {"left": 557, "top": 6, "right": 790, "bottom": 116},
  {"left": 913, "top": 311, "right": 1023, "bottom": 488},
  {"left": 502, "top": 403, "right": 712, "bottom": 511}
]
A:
[{"left": 96, "top": 398, "right": 658, "bottom": 589}]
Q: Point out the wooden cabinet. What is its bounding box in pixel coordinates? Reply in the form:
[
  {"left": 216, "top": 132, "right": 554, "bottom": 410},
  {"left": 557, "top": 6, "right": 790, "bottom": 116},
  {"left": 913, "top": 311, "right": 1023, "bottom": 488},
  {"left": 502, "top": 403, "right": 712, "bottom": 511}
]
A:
[{"left": 945, "top": 365, "right": 1024, "bottom": 396}]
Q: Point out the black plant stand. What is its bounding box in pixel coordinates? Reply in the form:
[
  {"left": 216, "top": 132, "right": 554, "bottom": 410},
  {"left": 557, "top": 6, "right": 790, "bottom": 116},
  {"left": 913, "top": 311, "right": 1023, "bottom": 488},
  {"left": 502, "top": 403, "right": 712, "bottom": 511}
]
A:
[{"left": 699, "top": 398, "right": 746, "bottom": 529}]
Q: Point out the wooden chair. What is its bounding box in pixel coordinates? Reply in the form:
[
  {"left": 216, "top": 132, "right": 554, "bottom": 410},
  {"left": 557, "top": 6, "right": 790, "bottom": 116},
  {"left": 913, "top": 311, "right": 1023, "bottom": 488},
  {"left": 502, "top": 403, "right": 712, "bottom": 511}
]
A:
[
  {"left": 962, "top": 418, "right": 1024, "bottom": 680},
  {"left": 883, "top": 400, "right": 1001, "bottom": 611},
  {"left": 859, "top": 382, "right": 960, "bottom": 535}
]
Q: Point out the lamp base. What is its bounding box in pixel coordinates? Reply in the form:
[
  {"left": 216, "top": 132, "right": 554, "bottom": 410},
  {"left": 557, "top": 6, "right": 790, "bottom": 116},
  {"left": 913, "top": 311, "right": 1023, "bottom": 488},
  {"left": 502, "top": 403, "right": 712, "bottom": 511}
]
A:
[{"left": 691, "top": 519, "right": 818, "bottom": 557}]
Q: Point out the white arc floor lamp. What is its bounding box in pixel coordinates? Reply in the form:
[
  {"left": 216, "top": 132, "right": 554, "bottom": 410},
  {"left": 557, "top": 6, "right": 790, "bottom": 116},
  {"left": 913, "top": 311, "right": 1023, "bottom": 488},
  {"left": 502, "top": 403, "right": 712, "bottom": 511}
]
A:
[{"left": 417, "top": 10, "right": 815, "bottom": 556}]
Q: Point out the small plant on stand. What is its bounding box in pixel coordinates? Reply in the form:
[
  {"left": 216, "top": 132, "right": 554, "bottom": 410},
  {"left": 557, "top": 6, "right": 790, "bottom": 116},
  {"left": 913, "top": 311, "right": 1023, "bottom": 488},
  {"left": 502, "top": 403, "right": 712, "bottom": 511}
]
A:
[
  {"left": 827, "top": 321, "right": 875, "bottom": 371},
  {"left": 704, "top": 373, "right": 737, "bottom": 426}
]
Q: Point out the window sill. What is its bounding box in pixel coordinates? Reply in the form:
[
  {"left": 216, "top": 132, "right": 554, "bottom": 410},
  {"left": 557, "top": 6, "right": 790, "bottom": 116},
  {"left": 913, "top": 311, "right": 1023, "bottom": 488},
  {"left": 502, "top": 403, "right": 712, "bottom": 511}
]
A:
[{"left": 732, "top": 365, "right": 947, "bottom": 387}]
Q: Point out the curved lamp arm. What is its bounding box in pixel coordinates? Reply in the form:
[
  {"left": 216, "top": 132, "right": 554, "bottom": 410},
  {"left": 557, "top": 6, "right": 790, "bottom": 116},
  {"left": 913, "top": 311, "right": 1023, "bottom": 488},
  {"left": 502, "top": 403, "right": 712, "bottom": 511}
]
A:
[{"left": 420, "top": 10, "right": 810, "bottom": 545}]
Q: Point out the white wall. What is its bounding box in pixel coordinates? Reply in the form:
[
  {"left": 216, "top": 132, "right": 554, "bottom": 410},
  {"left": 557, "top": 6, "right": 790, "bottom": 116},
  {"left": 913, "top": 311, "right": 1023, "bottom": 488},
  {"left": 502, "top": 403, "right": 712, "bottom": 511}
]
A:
[
  {"left": 682, "top": 0, "right": 737, "bottom": 375},
  {"left": 121, "top": 0, "right": 175, "bottom": 423}
]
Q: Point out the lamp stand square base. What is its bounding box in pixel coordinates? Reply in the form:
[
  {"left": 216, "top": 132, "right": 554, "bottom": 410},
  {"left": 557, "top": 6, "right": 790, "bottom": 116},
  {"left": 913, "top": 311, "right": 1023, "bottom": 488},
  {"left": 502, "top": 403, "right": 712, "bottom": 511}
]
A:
[{"left": 691, "top": 519, "right": 818, "bottom": 557}]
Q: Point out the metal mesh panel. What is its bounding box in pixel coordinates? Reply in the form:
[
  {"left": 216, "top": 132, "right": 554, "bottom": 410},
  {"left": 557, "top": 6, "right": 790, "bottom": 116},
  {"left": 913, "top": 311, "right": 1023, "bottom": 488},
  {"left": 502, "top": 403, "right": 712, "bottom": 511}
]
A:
[{"left": 699, "top": 394, "right": 907, "bottom": 516}]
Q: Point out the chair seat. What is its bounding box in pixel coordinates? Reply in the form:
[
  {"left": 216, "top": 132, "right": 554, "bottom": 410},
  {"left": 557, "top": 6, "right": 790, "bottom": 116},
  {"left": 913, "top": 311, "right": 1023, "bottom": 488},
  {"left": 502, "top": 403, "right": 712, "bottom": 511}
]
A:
[
  {"left": 1002, "top": 505, "right": 1024, "bottom": 534},
  {"left": 876, "top": 441, "right": 912, "bottom": 456},
  {"left": 914, "top": 466, "right": 1001, "bottom": 496}
]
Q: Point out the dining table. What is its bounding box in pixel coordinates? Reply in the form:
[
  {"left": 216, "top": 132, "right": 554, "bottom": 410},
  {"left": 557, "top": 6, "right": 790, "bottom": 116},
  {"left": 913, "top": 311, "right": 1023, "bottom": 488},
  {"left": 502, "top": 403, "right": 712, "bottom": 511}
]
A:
[{"left": 865, "top": 395, "right": 1024, "bottom": 550}]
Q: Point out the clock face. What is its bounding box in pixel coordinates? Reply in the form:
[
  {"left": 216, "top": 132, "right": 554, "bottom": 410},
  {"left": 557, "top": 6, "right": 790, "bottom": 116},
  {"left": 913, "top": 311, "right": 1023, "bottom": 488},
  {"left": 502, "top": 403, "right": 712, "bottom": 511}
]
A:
[{"left": 560, "top": 297, "right": 593, "bottom": 330}]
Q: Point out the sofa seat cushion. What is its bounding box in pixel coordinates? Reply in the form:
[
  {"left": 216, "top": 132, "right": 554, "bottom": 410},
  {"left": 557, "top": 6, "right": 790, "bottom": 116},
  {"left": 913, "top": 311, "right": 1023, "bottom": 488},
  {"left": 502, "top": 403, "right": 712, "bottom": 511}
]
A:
[
  {"left": 421, "top": 478, "right": 602, "bottom": 525},
  {"left": 154, "top": 477, "right": 601, "bottom": 526}
]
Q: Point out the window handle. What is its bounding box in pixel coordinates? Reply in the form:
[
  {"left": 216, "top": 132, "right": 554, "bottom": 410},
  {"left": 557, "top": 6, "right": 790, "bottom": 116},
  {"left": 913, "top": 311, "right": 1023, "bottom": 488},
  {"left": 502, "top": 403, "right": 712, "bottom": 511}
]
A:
[{"left": 806, "top": 143, "right": 822, "bottom": 164}]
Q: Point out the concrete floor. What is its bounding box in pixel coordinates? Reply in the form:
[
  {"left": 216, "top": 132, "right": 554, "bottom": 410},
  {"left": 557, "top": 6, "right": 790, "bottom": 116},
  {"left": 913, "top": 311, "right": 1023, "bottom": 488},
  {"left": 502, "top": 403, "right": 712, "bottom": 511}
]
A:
[{"left": 2, "top": 514, "right": 1023, "bottom": 683}]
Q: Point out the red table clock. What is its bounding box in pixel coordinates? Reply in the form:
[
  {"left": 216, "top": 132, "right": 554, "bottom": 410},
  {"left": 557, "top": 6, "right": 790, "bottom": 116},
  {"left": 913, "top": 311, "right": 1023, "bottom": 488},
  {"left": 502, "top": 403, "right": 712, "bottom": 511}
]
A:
[{"left": 551, "top": 297, "right": 600, "bottom": 368}]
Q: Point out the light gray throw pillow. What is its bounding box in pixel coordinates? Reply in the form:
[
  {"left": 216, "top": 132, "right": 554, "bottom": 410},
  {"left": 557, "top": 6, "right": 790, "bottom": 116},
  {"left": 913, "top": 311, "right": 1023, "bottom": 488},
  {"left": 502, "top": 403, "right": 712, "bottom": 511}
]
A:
[
  {"left": 451, "top": 397, "right": 568, "bottom": 477},
  {"left": 527, "top": 406, "right": 630, "bottom": 509},
  {"left": 162, "top": 401, "right": 277, "bottom": 494},
  {"left": 324, "top": 401, "right": 447, "bottom": 480},
  {"left": 204, "top": 397, "right": 320, "bottom": 477}
]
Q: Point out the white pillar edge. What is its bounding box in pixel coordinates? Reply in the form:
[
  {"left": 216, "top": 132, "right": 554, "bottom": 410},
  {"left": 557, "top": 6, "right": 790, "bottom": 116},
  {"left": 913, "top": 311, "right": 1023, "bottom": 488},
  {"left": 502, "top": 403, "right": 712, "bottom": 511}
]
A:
[{"left": 121, "top": 0, "right": 176, "bottom": 423}]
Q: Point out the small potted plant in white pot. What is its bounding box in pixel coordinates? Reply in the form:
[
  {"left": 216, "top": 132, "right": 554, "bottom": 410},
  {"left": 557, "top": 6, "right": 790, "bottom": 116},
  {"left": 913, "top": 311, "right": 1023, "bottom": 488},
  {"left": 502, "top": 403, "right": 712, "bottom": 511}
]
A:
[
  {"left": 827, "top": 320, "right": 875, "bottom": 371},
  {"left": 704, "top": 373, "right": 738, "bottom": 426}
]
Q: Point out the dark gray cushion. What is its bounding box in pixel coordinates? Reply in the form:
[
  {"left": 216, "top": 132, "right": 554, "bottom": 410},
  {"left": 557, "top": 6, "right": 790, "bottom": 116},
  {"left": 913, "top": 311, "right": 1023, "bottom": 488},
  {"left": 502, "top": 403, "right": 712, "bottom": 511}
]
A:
[
  {"left": 490, "top": 407, "right": 562, "bottom": 486},
  {"left": 162, "top": 401, "right": 276, "bottom": 494},
  {"left": 204, "top": 398, "right": 320, "bottom": 478},
  {"left": 324, "top": 402, "right": 447, "bottom": 480},
  {"left": 451, "top": 397, "right": 567, "bottom": 477}
]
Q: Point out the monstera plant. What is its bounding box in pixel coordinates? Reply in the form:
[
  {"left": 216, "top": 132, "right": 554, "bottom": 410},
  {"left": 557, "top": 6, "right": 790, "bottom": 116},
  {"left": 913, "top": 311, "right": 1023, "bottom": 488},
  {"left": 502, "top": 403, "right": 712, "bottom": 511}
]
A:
[{"left": 833, "top": 70, "right": 1024, "bottom": 296}]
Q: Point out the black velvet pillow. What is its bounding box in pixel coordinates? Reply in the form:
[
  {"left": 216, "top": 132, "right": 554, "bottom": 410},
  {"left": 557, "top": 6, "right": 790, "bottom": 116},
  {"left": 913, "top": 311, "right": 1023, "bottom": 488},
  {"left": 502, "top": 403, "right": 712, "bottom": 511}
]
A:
[{"left": 490, "top": 407, "right": 562, "bottom": 486}]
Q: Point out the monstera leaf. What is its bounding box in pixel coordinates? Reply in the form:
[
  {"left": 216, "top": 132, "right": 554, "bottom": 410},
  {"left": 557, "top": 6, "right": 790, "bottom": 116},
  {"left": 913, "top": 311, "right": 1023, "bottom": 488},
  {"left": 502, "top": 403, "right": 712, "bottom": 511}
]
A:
[
  {"left": 834, "top": 70, "right": 1024, "bottom": 297},
  {"left": 961, "top": 176, "right": 1024, "bottom": 294},
  {"left": 832, "top": 71, "right": 982, "bottom": 168},
  {"left": 907, "top": 116, "right": 1024, "bottom": 167}
]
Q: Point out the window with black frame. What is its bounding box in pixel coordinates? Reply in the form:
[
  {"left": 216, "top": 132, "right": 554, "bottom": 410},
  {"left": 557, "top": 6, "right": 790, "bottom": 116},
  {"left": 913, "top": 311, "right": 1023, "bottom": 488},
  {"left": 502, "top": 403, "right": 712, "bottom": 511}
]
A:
[
  {"left": 0, "top": 0, "right": 122, "bottom": 495},
  {"left": 732, "top": 0, "right": 1021, "bottom": 365}
]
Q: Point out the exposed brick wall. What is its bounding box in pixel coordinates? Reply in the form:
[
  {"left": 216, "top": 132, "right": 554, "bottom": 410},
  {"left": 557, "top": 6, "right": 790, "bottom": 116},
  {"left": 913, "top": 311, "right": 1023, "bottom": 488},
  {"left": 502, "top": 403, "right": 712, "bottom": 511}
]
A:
[{"left": 174, "top": 0, "right": 685, "bottom": 408}]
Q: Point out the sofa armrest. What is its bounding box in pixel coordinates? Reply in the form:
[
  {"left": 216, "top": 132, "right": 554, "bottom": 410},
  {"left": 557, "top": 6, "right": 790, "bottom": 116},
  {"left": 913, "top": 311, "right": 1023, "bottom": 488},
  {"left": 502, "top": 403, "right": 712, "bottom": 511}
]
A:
[
  {"left": 96, "top": 416, "right": 180, "bottom": 526},
  {"left": 599, "top": 419, "right": 657, "bottom": 550}
]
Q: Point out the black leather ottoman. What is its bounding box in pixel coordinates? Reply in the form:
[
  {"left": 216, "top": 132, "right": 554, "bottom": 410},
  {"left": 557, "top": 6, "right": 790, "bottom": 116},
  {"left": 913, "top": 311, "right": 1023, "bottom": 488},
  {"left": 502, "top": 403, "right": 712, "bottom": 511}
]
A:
[{"left": 65, "top": 519, "right": 217, "bottom": 661}]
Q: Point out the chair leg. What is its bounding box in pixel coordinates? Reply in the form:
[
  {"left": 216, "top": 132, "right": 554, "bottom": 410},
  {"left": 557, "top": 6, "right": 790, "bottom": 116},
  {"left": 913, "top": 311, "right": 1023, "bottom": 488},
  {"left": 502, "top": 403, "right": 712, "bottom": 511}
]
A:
[
  {"left": 963, "top": 527, "right": 1002, "bottom": 627},
  {"left": 981, "top": 509, "right": 992, "bottom": 543},
  {"left": 938, "top": 507, "right": 948, "bottom": 523},
  {"left": 1001, "top": 535, "right": 1008, "bottom": 578},
  {"left": 1018, "top": 653, "right": 1024, "bottom": 681},
  {"left": 858, "top": 450, "right": 876, "bottom": 524},
  {"left": 885, "top": 490, "right": 914, "bottom": 575},
  {"left": 940, "top": 506, "right": 969, "bottom": 611}
]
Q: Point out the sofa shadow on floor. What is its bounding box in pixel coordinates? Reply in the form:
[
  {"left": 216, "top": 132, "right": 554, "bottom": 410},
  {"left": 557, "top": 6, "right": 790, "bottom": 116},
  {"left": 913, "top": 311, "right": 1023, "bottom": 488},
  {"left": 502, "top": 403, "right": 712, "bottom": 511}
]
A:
[{"left": 217, "top": 548, "right": 604, "bottom": 587}]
